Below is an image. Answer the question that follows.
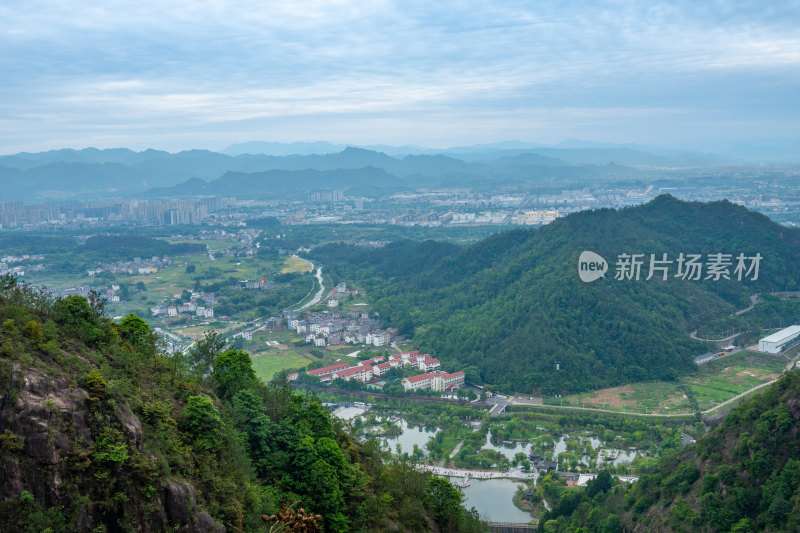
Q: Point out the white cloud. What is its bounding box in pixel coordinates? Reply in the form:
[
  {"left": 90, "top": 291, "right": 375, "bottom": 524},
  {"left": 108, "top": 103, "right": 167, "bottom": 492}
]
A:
[{"left": 0, "top": 0, "right": 798, "bottom": 151}]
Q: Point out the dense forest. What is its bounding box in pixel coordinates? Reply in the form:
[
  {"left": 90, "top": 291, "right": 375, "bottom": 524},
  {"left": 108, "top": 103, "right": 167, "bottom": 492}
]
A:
[
  {"left": 0, "top": 276, "right": 485, "bottom": 532},
  {"left": 535, "top": 369, "right": 800, "bottom": 532},
  {"left": 311, "top": 196, "right": 800, "bottom": 393}
]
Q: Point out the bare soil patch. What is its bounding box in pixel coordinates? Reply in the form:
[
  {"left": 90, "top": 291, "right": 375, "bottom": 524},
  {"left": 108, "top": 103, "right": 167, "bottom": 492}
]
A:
[{"left": 582, "top": 385, "right": 635, "bottom": 409}]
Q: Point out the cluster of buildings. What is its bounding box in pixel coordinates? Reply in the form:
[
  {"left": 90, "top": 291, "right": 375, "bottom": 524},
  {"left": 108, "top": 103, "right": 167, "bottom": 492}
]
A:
[
  {"left": 50, "top": 284, "right": 121, "bottom": 302},
  {"left": 288, "top": 308, "right": 395, "bottom": 347},
  {"left": 446, "top": 211, "right": 511, "bottom": 225},
  {"left": 170, "top": 228, "right": 261, "bottom": 257},
  {"left": 389, "top": 209, "right": 563, "bottom": 227},
  {"left": 510, "top": 210, "right": 560, "bottom": 225},
  {"left": 240, "top": 316, "right": 283, "bottom": 340},
  {"left": 288, "top": 349, "right": 465, "bottom": 393},
  {"left": 0, "top": 197, "right": 234, "bottom": 228},
  {"left": 89, "top": 256, "right": 171, "bottom": 277},
  {"left": 0, "top": 254, "right": 46, "bottom": 277},
  {"left": 308, "top": 190, "right": 344, "bottom": 204},
  {"left": 150, "top": 290, "right": 217, "bottom": 319}
]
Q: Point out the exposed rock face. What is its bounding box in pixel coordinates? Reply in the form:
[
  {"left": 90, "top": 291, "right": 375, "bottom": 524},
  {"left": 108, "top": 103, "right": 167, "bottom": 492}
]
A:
[
  {"left": 0, "top": 363, "right": 224, "bottom": 532},
  {"left": 2, "top": 366, "right": 88, "bottom": 504},
  {"left": 788, "top": 398, "right": 800, "bottom": 420},
  {"left": 165, "top": 483, "right": 226, "bottom": 533}
]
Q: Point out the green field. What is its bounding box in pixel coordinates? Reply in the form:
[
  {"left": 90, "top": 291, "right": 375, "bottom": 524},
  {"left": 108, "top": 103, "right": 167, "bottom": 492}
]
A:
[
  {"left": 165, "top": 238, "right": 240, "bottom": 252},
  {"left": 245, "top": 328, "right": 371, "bottom": 380},
  {"left": 683, "top": 350, "right": 785, "bottom": 410},
  {"left": 282, "top": 256, "right": 312, "bottom": 273},
  {"left": 251, "top": 350, "right": 315, "bottom": 381},
  {"left": 564, "top": 350, "right": 787, "bottom": 415}
]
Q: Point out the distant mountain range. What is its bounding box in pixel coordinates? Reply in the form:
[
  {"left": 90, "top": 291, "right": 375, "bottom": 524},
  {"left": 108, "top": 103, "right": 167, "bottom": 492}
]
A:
[{"left": 0, "top": 139, "right": 798, "bottom": 202}]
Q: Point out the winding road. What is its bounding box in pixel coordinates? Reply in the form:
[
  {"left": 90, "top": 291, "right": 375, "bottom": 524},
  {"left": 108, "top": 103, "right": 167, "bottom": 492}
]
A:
[{"left": 690, "top": 294, "right": 758, "bottom": 342}]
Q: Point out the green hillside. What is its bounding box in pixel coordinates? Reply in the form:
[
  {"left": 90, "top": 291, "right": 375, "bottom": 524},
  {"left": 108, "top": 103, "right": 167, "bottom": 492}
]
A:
[
  {"left": 311, "top": 196, "right": 800, "bottom": 393},
  {"left": 0, "top": 276, "right": 485, "bottom": 532},
  {"left": 536, "top": 369, "right": 800, "bottom": 532}
]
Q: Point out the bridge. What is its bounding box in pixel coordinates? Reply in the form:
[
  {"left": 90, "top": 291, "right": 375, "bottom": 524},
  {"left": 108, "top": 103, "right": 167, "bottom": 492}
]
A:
[{"left": 489, "top": 522, "right": 536, "bottom": 532}]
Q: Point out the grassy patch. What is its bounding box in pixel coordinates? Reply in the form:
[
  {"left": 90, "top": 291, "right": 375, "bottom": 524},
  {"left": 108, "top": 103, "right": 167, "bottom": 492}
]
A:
[
  {"left": 563, "top": 351, "right": 785, "bottom": 415},
  {"left": 252, "top": 351, "right": 315, "bottom": 381},
  {"left": 282, "top": 256, "right": 312, "bottom": 273}
]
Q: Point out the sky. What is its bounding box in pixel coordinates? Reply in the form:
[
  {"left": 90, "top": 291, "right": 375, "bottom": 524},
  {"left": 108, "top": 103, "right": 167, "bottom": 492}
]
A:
[{"left": 1, "top": 0, "right": 799, "bottom": 153}]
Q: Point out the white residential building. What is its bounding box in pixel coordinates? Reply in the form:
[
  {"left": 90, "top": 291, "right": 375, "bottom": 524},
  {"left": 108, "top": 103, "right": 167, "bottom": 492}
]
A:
[{"left": 401, "top": 370, "right": 465, "bottom": 392}]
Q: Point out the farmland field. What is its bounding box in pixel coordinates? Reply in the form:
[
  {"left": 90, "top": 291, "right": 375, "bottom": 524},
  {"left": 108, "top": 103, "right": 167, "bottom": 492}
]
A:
[{"left": 563, "top": 350, "right": 788, "bottom": 415}]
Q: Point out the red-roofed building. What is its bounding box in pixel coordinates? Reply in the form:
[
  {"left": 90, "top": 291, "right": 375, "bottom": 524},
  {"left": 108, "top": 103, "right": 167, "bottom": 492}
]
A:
[
  {"left": 287, "top": 372, "right": 299, "bottom": 381},
  {"left": 401, "top": 373, "right": 434, "bottom": 390},
  {"left": 440, "top": 371, "right": 465, "bottom": 391},
  {"left": 307, "top": 362, "right": 351, "bottom": 381},
  {"left": 401, "top": 370, "right": 465, "bottom": 392},
  {"left": 419, "top": 358, "right": 440, "bottom": 371},
  {"left": 331, "top": 365, "right": 374, "bottom": 382},
  {"left": 373, "top": 361, "right": 394, "bottom": 377},
  {"left": 360, "top": 356, "right": 385, "bottom": 366}
]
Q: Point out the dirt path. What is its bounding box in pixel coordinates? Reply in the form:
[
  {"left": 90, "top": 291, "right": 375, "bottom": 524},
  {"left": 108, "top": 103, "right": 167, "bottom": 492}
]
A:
[
  {"left": 689, "top": 294, "right": 757, "bottom": 340},
  {"left": 735, "top": 294, "right": 758, "bottom": 315}
]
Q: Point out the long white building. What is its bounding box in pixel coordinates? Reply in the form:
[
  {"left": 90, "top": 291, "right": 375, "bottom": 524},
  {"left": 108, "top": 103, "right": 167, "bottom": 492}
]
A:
[
  {"left": 759, "top": 325, "right": 800, "bottom": 354},
  {"left": 401, "top": 370, "right": 465, "bottom": 392}
]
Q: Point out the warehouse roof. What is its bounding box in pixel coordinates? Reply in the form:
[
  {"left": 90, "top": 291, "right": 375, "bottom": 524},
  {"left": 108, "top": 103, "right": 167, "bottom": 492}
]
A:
[{"left": 761, "top": 325, "right": 800, "bottom": 344}]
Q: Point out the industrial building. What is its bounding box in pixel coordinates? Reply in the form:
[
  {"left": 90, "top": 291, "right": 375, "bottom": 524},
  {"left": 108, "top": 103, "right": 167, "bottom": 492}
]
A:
[{"left": 758, "top": 325, "right": 800, "bottom": 354}]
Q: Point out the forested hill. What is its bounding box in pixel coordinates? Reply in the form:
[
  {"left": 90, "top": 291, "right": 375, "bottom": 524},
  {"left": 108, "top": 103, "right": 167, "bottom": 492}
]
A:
[
  {"left": 0, "top": 278, "right": 485, "bottom": 532},
  {"left": 538, "top": 370, "right": 800, "bottom": 532},
  {"left": 311, "top": 195, "right": 800, "bottom": 393}
]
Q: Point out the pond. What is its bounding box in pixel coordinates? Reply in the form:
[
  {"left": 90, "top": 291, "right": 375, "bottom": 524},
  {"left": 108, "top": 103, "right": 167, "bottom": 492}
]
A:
[
  {"left": 603, "top": 449, "right": 638, "bottom": 466},
  {"left": 481, "top": 431, "right": 530, "bottom": 460},
  {"left": 381, "top": 419, "right": 437, "bottom": 456},
  {"left": 448, "top": 477, "right": 532, "bottom": 523}
]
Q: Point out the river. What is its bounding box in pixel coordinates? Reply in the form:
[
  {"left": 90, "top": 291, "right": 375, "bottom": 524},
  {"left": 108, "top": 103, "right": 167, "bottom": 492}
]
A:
[{"left": 296, "top": 266, "right": 325, "bottom": 311}]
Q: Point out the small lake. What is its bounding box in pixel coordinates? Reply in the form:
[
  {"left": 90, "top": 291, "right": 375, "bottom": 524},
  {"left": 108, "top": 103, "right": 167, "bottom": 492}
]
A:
[
  {"left": 382, "top": 419, "right": 437, "bottom": 456},
  {"left": 448, "top": 477, "right": 532, "bottom": 523},
  {"left": 481, "top": 431, "right": 530, "bottom": 459}
]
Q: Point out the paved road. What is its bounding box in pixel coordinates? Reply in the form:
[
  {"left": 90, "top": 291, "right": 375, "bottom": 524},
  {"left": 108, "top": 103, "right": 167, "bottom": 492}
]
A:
[
  {"left": 508, "top": 373, "right": 789, "bottom": 418},
  {"left": 702, "top": 380, "right": 776, "bottom": 415},
  {"left": 704, "top": 354, "right": 798, "bottom": 416},
  {"left": 690, "top": 330, "right": 742, "bottom": 342},
  {"left": 487, "top": 395, "right": 511, "bottom": 416},
  {"left": 690, "top": 293, "right": 757, "bottom": 341}
]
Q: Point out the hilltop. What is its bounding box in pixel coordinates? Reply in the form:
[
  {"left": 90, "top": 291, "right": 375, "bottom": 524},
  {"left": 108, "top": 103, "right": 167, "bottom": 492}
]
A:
[{"left": 311, "top": 195, "right": 800, "bottom": 393}]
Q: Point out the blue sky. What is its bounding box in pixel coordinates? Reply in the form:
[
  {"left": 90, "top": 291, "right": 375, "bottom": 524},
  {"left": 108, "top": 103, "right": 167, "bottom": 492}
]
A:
[{"left": 1, "top": 0, "right": 799, "bottom": 153}]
